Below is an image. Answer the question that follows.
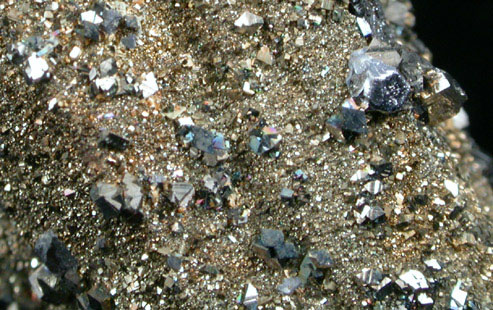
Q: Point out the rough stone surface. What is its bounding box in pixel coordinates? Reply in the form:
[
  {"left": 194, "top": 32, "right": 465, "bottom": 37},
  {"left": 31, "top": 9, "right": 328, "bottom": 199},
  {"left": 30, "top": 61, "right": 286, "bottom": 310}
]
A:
[{"left": 0, "top": 1, "right": 491, "bottom": 309}]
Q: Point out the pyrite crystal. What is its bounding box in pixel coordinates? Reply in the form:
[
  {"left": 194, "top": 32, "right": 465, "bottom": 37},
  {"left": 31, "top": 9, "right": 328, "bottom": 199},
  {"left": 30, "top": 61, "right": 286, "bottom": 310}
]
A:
[
  {"left": 419, "top": 68, "right": 468, "bottom": 125},
  {"left": 1, "top": 0, "right": 491, "bottom": 309}
]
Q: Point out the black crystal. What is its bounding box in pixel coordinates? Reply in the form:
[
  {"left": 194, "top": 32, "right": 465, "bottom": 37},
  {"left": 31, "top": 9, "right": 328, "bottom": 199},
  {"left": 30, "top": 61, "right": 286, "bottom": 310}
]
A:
[
  {"left": 99, "top": 130, "right": 129, "bottom": 151},
  {"left": 34, "top": 231, "right": 78, "bottom": 277}
]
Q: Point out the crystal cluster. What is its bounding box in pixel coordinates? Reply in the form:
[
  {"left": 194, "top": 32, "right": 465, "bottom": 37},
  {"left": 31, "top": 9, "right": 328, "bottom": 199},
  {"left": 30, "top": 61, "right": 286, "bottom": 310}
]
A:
[
  {"left": 178, "top": 125, "right": 229, "bottom": 166},
  {"left": 252, "top": 229, "right": 299, "bottom": 269},
  {"left": 249, "top": 126, "right": 282, "bottom": 157},
  {"left": 7, "top": 34, "right": 59, "bottom": 84},
  {"left": 29, "top": 232, "right": 79, "bottom": 304},
  {"left": 79, "top": 3, "right": 140, "bottom": 42},
  {"left": 0, "top": 0, "right": 484, "bottom": 309},
  {"left": 197, "top": 171, "right": 235, "bottom": 210},
  {"left": 344, "top": 0, "right": 468, "bottom": 131}
]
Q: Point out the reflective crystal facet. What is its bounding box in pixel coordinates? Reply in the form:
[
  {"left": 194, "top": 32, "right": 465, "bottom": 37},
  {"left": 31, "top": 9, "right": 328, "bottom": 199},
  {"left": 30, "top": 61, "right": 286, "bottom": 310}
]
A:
[{"left": 347, "top": 49, "right": 410, "bottom": 113}]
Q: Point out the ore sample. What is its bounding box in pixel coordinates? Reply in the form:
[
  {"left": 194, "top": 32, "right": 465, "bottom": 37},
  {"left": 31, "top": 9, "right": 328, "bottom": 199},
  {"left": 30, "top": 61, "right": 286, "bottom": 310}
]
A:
[
  {"left": 347, "top": 49, "right": 410, "bottom": 113},
  {"left": 34, "top": 231, "right": 77, "bottom": 277},
  {"left": 277, "top": 277, "right": 302, "bottom": 295},
  {"left": 99, "top": 130, "right": 129, "bottom": 151},
  {"left": 1, "top": 0, "right": 490, "bottom": 309},
  {"left": 418, "top": 68, "right": 468, "bottom": 125},
  {"left": 90, "top": 183, "right": 124, "bottom": 219}
]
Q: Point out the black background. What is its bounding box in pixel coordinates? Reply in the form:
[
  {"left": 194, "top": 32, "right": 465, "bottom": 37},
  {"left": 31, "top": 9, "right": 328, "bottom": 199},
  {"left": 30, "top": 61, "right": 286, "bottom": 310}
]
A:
[{"left": 412, "top": 1, "right": 493, "bottom": 155}]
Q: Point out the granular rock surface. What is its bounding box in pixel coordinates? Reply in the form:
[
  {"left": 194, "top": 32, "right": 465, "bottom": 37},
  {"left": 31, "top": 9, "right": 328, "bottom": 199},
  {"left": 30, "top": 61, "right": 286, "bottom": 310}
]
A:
[{"left": 0, "top": 0, "right": 492, "bottom": 309}]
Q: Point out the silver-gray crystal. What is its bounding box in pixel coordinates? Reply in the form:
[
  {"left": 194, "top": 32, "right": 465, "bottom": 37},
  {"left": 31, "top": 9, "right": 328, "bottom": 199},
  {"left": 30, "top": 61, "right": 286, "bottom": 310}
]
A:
[{"left": 347, "top": 49, "right": 410, "bottom": 113}]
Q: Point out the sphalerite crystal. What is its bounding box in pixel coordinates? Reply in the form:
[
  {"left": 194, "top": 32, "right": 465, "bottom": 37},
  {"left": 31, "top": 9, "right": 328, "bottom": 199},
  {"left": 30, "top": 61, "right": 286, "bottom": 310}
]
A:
[
  {"left": 90, "top": 183, "right": 124, "bottom": 218},
  {"left": 34, "top": 231, "right": 78, "bottom": 276},
  {"left": 252, "top": 229, "right": 298, "bottom": 268},
  {"left": 178, "top": 125, "right": 229, "bottom": 166},
  {"left": 30, "top": 232, "right": 80, "bottom": 304},
  {"left": 347, "top": 49, "right": 410, "bottom": 113}
]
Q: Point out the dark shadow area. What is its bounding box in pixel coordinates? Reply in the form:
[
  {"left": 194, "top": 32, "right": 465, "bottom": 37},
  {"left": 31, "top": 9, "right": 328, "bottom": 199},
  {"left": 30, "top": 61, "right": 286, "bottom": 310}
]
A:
[{"left": 412, "top": 0, "right": 493, "bottom": 154}]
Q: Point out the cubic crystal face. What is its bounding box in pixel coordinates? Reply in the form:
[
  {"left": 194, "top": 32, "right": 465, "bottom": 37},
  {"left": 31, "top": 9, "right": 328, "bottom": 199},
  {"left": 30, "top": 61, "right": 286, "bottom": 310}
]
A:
[{"left": 419, "top": 68, "right": 468, "bottom": 125}]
